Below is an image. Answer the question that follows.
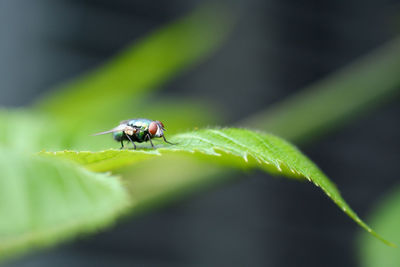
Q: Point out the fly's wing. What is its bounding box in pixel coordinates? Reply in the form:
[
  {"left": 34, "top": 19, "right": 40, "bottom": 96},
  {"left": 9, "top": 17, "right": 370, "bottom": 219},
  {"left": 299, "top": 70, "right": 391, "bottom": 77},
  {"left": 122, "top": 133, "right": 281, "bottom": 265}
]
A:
[
  {"left": 119, "top": 119, "right": 131, "bottom": 124},
  {"left": 92, "top": 124, "right": 127, "bottom": 136}
]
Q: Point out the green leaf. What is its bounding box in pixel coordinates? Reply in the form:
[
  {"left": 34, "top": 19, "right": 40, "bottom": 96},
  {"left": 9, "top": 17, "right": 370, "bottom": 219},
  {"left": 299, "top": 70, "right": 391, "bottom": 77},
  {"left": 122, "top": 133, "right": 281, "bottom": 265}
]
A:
[
  {"left": 0, "top": 149, "right": 129, "bottom": 261},
  {"left": 358, "top": 185, "right": 400, "bottom": 267},
  {"left": 118, "top": 154, "right": 229, "bottom": 215},
  {"left": 0, "top": 110, "right": 65, "bottom": 152},
  {"left": 41, "top": 128, "right": 393, "bottom": 245}
]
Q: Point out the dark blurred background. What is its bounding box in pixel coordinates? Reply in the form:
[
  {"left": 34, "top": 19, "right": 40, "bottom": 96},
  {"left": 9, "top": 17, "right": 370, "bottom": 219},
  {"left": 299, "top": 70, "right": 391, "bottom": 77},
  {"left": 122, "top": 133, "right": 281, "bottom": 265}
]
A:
[{"left": 1, "top": 0, "right": 400, "bottom": 266}]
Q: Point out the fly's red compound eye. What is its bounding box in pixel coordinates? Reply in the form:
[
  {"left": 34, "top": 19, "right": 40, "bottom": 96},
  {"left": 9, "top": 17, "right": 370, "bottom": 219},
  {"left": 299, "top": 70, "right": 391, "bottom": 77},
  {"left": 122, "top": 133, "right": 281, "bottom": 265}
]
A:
[{"left": 149, "top": 121, "right": 158, "bottom": 135}]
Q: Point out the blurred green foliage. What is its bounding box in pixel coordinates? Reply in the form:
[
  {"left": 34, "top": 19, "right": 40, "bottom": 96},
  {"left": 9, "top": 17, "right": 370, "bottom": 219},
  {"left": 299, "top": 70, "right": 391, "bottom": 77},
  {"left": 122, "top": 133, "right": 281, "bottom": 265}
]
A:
[
  {"left": 36, "top": 4, "right": 232, "bottom": 133},
  {"left": 0, "top": 149, "right": 128, "bottom": 262},
  {"left": 0, "top": 2, "right": 399, "bottom": 264},
  {"left": 358, "top": 186, "right": 400, "bottom": 267},
  {"left": 243, "top": 37, "right": 400, "bottom": 144}
]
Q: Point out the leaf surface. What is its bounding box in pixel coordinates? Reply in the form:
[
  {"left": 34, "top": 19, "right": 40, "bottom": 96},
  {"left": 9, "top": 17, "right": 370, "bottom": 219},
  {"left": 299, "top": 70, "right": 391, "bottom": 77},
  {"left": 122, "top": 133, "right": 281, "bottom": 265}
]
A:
[
  {"left": 42, "top": 128, "right": 392, "bottom": 245},
  {"left": 0, "top": 149, "right": 129, "bottom": 261}
]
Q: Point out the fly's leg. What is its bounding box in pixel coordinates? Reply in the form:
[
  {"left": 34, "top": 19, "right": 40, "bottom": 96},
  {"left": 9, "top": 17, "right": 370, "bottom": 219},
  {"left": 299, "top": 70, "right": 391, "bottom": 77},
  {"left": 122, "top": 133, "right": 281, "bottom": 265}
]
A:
[
  {"left": 132, "top": 142, "right": 137, "bottom": 150},
  {"left": 162, "top": 135, "right": 176, "bottom": 145},
  {"left": 120, "top": 140, "right": 124, "bottom": 149},
  {"left": 147, "top": 134, "right": 155, "bottom": 149},
  {"left": 125, "top": 133, "right": 137, "bottom": 150}
]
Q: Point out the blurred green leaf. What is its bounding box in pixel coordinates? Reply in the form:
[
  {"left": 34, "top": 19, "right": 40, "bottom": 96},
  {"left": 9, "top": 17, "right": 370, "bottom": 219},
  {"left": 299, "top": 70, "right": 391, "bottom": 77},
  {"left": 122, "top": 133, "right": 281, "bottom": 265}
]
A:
[
  {"left": 36, "top": 4, "right": 233, "bottom": 127},
  {"left": 42, "top": 128, "right": 392, "bottom": 245},
  {"left": 118, "top": 154, "right": 228, "bottom": 215},
  {"left": 358, "top": 185, "right": 400, "bottom": 267},
  {"left": 0, "top": 110, "right": 65, "bottom": 152},
  {"left": 0, "top": 149, "right": 129, "bottom": 261},
  {"left": 243, "top": 37, "right": 400, "bottom": 143}
]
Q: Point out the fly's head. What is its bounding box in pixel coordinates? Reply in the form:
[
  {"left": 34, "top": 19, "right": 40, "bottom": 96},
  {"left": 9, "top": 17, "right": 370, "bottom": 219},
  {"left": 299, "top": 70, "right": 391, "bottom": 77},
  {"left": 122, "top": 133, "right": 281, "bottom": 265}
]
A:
[{"left": 149, "top": 120, "right": 165, "bottom": 137}]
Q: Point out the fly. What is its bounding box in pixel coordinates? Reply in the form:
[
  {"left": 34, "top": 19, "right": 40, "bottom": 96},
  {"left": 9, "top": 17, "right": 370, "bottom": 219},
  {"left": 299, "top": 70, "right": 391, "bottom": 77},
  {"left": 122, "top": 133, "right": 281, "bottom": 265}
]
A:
[{"left": 93, "top": 118, "right": 174, "bottom": 149}]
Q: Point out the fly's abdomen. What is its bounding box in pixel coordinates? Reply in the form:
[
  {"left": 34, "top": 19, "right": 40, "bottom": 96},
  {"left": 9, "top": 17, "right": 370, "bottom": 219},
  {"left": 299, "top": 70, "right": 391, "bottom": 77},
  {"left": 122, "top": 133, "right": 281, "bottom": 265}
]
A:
[
  {"left": 113, "top": 131, "right": 124, "bottom": 141},
  {"left": 114, "top": 129, "right": 145, "bottom": 142}
]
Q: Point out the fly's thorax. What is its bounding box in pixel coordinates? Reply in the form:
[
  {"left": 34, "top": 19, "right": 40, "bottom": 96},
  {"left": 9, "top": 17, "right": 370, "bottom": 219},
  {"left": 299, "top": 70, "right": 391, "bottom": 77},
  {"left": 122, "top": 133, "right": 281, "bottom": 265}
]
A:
[
  {"left": 135, "top": 130, "right": 147, "bottom": 141},
  {"left": 123, "top": 126, "right": 136, "bottom": 136},
  {"left": 127, "top": 119, "right": 152, "bottom": 130}
]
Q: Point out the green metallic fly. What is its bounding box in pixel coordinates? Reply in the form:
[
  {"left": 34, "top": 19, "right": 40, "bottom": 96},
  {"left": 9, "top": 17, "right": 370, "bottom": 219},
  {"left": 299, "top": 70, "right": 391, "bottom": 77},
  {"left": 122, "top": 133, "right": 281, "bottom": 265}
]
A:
[{"left": 93, "top": 118, "right": 174, "bottom": 149}]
